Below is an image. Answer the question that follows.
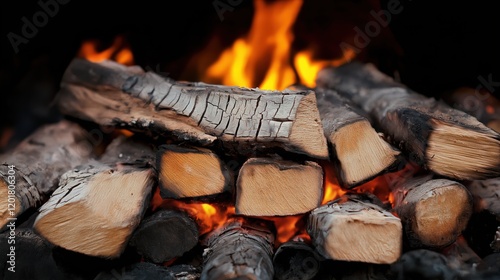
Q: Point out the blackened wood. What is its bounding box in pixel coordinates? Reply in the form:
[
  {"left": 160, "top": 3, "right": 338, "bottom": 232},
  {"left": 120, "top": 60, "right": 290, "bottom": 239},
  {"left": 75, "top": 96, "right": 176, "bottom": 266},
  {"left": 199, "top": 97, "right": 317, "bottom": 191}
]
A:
[
  {"left": 156, "top": 145, "right": 233, "bottom": 199},
  {"left": 0, "top": 120, "right": 92, "bottom": 229},
  {"left": 441, "top": 236, "right": 481, "bottom": 274},
  {"left": 273, "top": 241, "right": 321, "bottom": 280},
  {"left": 129, "top": 209, "right": 198, "bottom": 263},
  {"left": 236, "top": 157, "right": 323, "bottom": 216},
  {"left": 57, "top": 58, "right": 329, "bottom": 159},
  {"left": 389, "top": 249, "right": 457, "bottom": 280},
  {"left": 476, "top": 253, "right": 500, "bottom": 275},
  {"left": 33, "top": 136, "right": 156, "bottom": 258},
  {"left": 467, "top": 178, "right": 500, "bottom": 217},
  {"left": 317, "top": 62, "right": 500, "bottom": 180},
  {"left": 493, "top": 228, "right": 500, "bottom": 253},
  {"left": 201, "top": 219, "right": 274, "bottom": 280},
  {"left": 391, "top": 176, "right": 473, "bottom": 248},
  {"left": 307, "top": 194, "right": 402, "bottom": 264},
  {"left": 315, "top": 87, "right": 402, "bottom": 188},
  {"left": 0, "top": 229, "right": 65, "bottom": 279}
]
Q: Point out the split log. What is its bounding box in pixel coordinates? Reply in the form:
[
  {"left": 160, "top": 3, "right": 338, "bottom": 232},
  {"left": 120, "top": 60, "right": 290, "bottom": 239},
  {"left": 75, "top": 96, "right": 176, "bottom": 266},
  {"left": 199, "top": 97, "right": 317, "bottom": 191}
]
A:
[
  {"left": 56, "top": 58, "right": 329, "bottom": 159},
  {"left": 34, "top": 136, "right": 156, "bottom": 258},
  {"left": 157, "top": 145, "right": 233, "bottom": 199},
  {"left": 389, "top": 249, "right": 457, "bottom": 280},
  {"left": 316, "top": 62, "right": 500, "bottom": 180},
  {"left": 236, "top": 158, "right": 323, "bottom": 216},
  {"left": 0, "top": 120, "right": 92, "bottom": 229},
  {"left": 128, "top": 209, "right": 199, "bottom": 263},
  {"left": 307, "top": 195, "right": 402, "bottom": 264},
  {"left": 467, "top": 178, "right": 500, "bottom": 217},
  {"left": 200, "top": 219, "right": 274, "bottom": 280},
  {"left": 315, "top": 87, "right": 402, "bottom": 188},
  {"left": 391, "top": 176, "right": 472, "bottom": 248},
  {"left": 273, "top": 241, "right": 322, "bottom": 280}
]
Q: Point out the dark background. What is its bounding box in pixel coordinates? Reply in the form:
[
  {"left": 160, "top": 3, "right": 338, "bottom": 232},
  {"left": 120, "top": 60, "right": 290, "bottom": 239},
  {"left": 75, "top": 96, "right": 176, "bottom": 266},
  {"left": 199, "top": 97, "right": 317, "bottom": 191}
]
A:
[{"left": 1, "top": 0, "right": 499, "bottom": 150}]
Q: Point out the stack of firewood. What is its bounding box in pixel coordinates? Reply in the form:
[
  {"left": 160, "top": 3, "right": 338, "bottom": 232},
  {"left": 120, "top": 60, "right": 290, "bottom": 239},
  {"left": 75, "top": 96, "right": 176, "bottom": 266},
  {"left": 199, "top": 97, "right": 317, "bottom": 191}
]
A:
[{"left": 1, "top": 59, "right": 499, "bottom": 280}]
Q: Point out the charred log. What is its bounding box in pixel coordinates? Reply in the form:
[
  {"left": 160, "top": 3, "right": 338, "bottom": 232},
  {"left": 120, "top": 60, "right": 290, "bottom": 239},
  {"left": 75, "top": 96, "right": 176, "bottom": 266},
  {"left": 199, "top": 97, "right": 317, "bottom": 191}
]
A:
[{"left": 273, "top": 241, "right": 322, "bottom": 280}]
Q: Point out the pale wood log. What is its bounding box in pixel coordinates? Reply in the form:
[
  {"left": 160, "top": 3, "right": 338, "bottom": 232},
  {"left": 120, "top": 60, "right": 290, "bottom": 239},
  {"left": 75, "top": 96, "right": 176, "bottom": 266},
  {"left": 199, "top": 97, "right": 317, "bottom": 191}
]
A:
[
  {"left": 33, "top": 136, "right": 156, "bottom": 258},
  {"left": 0, "top": 120, "right": 92, "bottom": 229},
  {"left": 317, "top": 62, "right": 500, "bottom": 180},
  {"left": 236, "top": 158, "right": 323, "bottom": 216},
  {"left": 467, "top": 178, "right": 500, "bottom": 217},
  {"left": 307, "top": 195, "right": 402, "bottom": 264},
  {"left": 57, "top": 58, "right": 329, "bottom": 159},
  {"left": 273, "top": 241, "right": 322, "bottom": 280},
  {"left": 391, "top": 176, "right": 473, "bottom": 248},
  {"left": 128, "top": 209, "right": 199, "bottom": 263},
  {"left": 156, "top": 145, "right": 233, "bottom": 199},
  {"left": 315, "top": 87, "right": 402, "bottom": 188},
  {"left": 201, "top": 219, "right": 274, "bottom": 280}
]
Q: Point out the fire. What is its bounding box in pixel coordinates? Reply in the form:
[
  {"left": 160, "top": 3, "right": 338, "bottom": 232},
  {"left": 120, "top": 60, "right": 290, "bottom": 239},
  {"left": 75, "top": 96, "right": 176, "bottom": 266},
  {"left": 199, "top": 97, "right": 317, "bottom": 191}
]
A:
[
  {"left": 78, "top": 35, "right": 134, "bottom": 65},
  {"left": 321, "top": 162, "right": 346, "bottom": 204},
  {"left": 203, "top": 0, "right": 355, "bottom": 90}
]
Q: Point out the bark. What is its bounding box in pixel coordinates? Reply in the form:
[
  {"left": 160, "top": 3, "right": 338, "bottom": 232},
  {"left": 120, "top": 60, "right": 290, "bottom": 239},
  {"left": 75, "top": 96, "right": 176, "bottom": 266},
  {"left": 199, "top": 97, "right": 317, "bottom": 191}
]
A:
[
  {"left": 307, "top": 194, "right": 402, "bottom": 264},
  {"left": 57, "top": 58, "right": 329, "bottom": 159},
  {"left": 272, "top": 241, "right": 321, "bottom": 280},
  {"left": 128, "top": 209, "right": 199, "bottom": 263},
  {"left": 201, "top": 219, "right": 274, "bottom": 280},
  {"left": 316, "top": 62, "right": 500, "bottom": 180},
  {"left": 236, "top": 157, "right": 323, "bottom": 216},
  {"left": 467, "top": 178, "right": 500, "bottom": 217},
  {"left": 156, "top": 145, "right": 233, "bottom": 199},
  {"left": 315, "top": 87, "right": 402, "bottom": 188},
  {"left": 0, "top": 120, "right": 93, "bottom": 229},
  {"left": 391, "top": 176, "right": 473, "bottom": 248},
  {"left": 33, "top": 136, "right": 156, "bottom": 258}
]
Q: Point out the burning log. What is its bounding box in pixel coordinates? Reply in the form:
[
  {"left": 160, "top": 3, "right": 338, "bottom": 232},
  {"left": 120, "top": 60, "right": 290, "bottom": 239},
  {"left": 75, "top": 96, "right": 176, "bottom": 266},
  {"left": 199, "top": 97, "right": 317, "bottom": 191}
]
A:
[
  {"left": 128, "top": 209, "right": 199, "bottom": 263},
  {"left": 34, "top": 136, "right": 156, "bottom": 258},
  {"left": 391, "top": 176, "right": 473, "bottom": 248},
  {"left": 0, "top": 120, "right": 92, "bottom": 229},
  {"left": 307, "top": 194, "right": 402, "bottom": 264},
  {"left": 156, "top": 145, "right": 233, "bottom": 199},
  {"left": 57, "top": 58, "right": 329, "bottom": 159},
  {"left": 467, "top": 178, "right": 500, "bottom": 217},
  {"left": 315, "top": 87, "right": 402, "bottom": 188},
  {"left": 201, "top": 219, "right": 275, "bottom": 280},
  {"left": 235, "top": 158, "right": 323, "bottom": 216},
  {"left": 273, "top": 240, "right": 322, "bottom": 280},
  {"left": 316, "top": 62, "right": 500, "bottom": 180}
]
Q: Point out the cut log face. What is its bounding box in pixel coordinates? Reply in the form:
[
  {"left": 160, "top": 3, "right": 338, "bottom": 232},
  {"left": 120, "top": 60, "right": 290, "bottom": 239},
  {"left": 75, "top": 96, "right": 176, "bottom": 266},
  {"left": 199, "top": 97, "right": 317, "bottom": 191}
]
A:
[
  {"left": 201, "top": 219, "right": 275, "bottom": 280},
  {"left": 129, "top": 210, "right": 199, "bottom": 263},
  {"left": 157, "top": 145, "right": 233, "bottom": 199},
  {"left": 34, "top": 136, "right": 156, "bottom": 258},
  {"left": 392, "top": 177, "right": 473, "bottom": 248},
  {"left": 467, "top": 178, "right": 500, "bottom": 216},
  {"left": 0, "top": 120, "right": 93, "bottom": 229},
  {"left": 307, "top": 195, "right": 402, "bottom": 264},
  {"left": 316, "top": 62, "right": 500, "bottom": 180},
  {"left": 236, "top": 158, "right": 323, "bottom": 216},
  {"left": 57, "top": 58, "right": 329, "bottom": 159},
  {"left": 315, "top": 88, "right": 402, "bottom": 188}
]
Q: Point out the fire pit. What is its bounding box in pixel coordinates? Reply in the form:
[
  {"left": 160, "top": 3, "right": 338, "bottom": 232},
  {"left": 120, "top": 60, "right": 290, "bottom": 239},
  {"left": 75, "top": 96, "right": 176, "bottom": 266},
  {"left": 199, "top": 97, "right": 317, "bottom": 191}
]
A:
[{"left": 1, "top": 1, "right": 499, "bottom": 279}]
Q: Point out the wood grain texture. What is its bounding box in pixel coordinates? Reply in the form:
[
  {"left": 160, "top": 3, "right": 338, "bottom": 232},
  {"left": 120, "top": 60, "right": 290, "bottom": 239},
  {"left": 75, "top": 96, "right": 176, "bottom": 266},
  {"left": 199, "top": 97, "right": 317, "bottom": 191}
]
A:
[
  {"left": 0, "top": 120, "right": 92, "bottom": 229},
  {"left": 57, "top": 59, "right": 328, "bottom": 159},
  {"left": 317, "top": 62, "right": 500, "bottom": 180}
]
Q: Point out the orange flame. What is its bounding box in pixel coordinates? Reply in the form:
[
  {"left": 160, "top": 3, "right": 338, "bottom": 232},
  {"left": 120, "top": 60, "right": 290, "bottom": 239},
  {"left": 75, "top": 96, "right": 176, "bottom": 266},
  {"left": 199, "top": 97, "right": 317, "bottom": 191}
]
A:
[
  {"left": 321, "top": 163, "right": 346, "bottom": 205},
  {"left": 78, "top": 35, "right": 134, "bottom": 65},
  {"left": 203, "top": 0, "right": 355, "bottom": 90}
]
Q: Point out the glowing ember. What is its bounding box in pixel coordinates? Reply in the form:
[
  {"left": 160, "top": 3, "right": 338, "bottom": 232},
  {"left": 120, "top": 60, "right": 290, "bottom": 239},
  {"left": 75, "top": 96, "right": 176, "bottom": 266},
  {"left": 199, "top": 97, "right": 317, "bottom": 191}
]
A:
[
  {"left": 78, "top": 35, "right": 134, "bottom": 65},
  {"left": 321, "top": 162, "right": 346, "bottom": 205}
]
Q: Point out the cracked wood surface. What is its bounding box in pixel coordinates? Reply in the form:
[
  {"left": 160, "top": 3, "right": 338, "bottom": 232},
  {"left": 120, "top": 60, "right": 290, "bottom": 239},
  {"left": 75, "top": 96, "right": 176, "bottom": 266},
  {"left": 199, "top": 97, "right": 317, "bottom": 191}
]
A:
[
  {"left": 34, "top": 136, "right": 156, "bottom": 258},
  {"left": 201, "top": 219, "right": 275, "bottom": 280},
  {"left": 57, "top": 58, "right": 328, "bottom": 159},
  {"left": 0, "top": 120, "right": 92, "bottom": 229}
]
